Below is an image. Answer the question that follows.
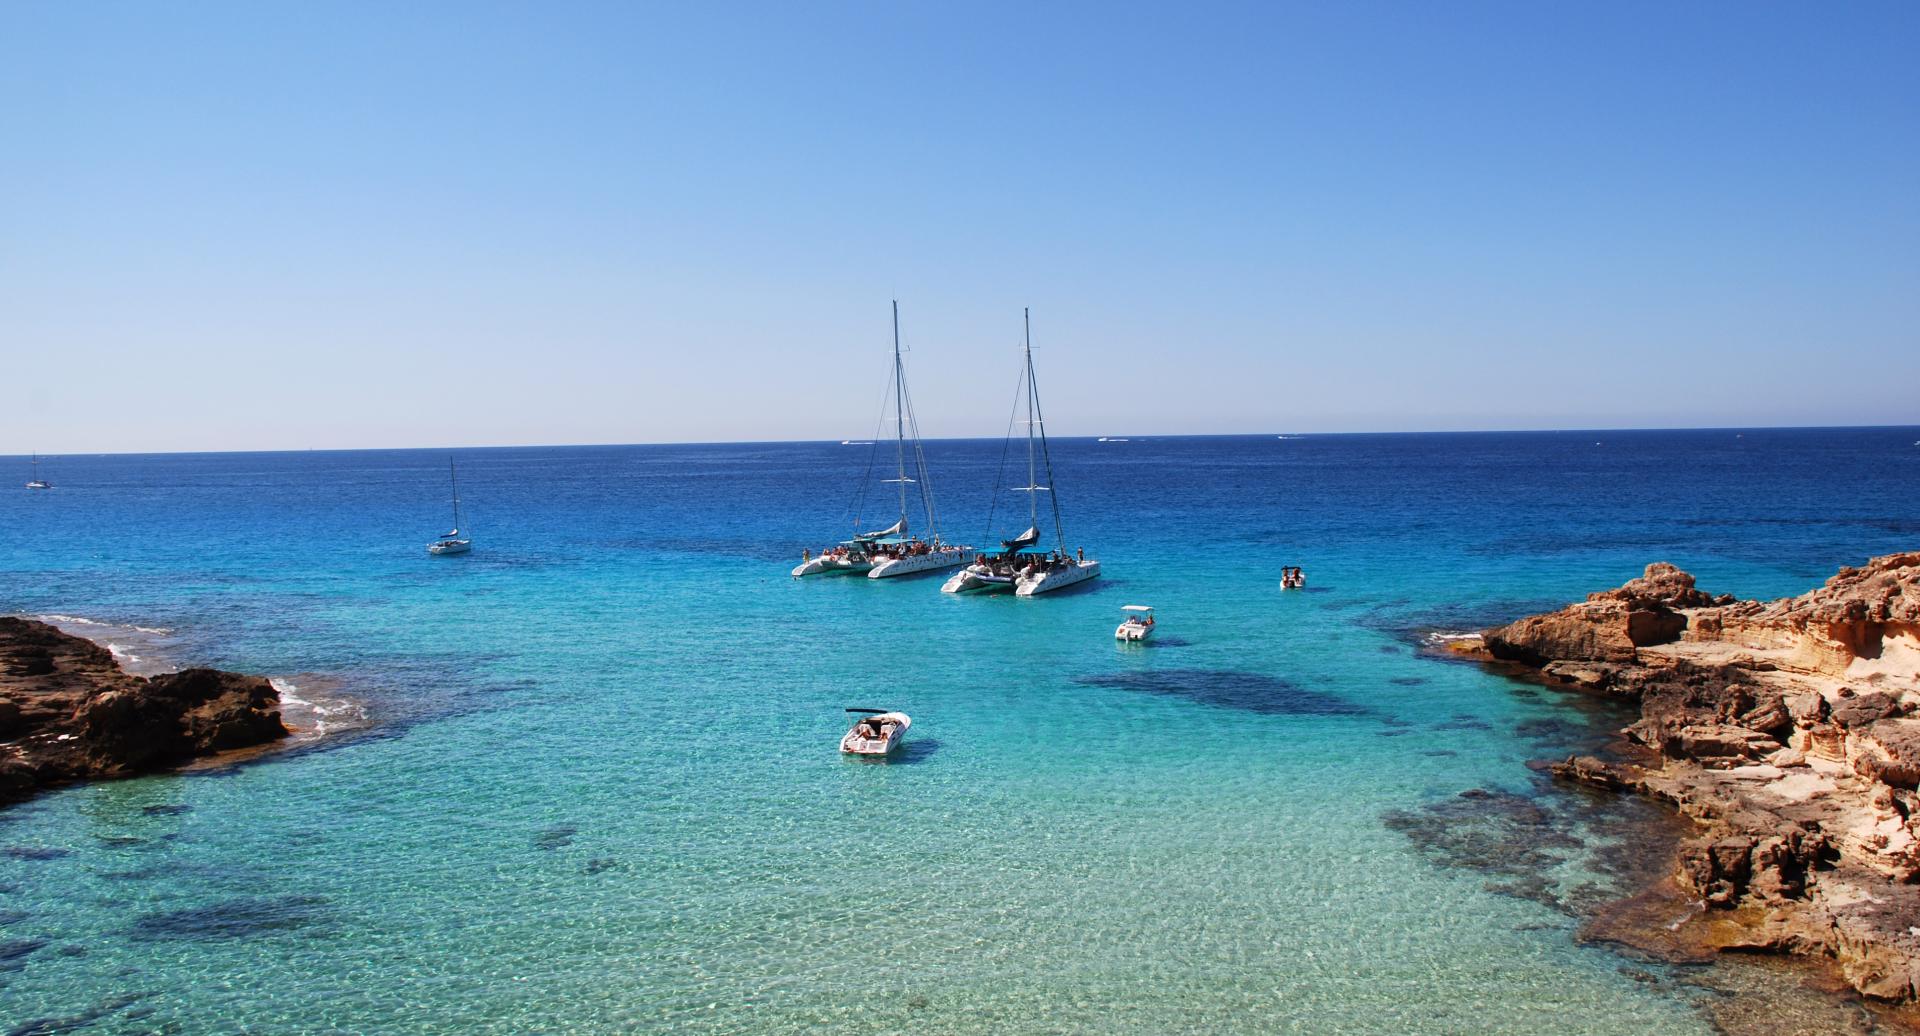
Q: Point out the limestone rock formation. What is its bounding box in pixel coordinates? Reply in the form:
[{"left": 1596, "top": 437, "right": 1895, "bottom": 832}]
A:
[{"left": 1479, "top": 554, "right": 1920, "bottom": 1004}]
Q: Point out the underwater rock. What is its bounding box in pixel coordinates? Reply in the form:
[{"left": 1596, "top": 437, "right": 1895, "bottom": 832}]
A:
[
  {"left": 1073, "top": 669, "right": 1364, "bottom": 715},
  {"left": 0, "top": 618, "right": 287, "bottom": 807},
  {"left": 128, "top": 895, "right": 329, "bottom": 941}
]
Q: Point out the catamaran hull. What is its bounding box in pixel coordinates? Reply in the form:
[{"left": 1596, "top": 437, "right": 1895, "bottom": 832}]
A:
[
  {"left": 868, "top": 549, "right": 969, "bottom": 578},
  {"left": 791, "top": 557, "right": 876, "bottom": 577},
  {"left": 1016, "top": 561, "right": 1101, "bottom": 596},
  {"left": 941, "top": 566, "right": 1015, "bottom": 594}
]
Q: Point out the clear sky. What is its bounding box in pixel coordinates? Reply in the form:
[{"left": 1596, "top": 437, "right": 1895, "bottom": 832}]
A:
[{"left": 2, "top": 1, "right": 1915, "bottom": 453}]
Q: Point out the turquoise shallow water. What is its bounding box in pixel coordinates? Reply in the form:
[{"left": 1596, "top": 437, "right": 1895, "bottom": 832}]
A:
[{"left": 2, "top": 429, "right": 1918, "bottom": 1033}]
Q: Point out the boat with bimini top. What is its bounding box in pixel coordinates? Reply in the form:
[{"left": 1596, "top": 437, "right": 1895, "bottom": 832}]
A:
[
  {"left": 942, "top": 308, "right": 1100, "bottom": 597},
  {"left": 793, "top": 302, "right": 971, "bottom": 579},
  {"left": 1115, "top": 605, "right": 1155, "bottom": 641}
]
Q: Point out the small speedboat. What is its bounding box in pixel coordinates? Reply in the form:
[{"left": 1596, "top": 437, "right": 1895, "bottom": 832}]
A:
[
  {"left": 1280, "top": 566, "right": 1306, "bottom": 590},
  {"left": 840, "top": 708, "right": 910, "bottom": 756},
  {"left": 1115, "top": 605, "right": 1155, "bottom": 641}
]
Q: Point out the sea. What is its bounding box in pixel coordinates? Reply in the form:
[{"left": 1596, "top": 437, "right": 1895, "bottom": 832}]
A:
[{"left": 2, "top": 428, "right": 1917, "bottom": 1034}]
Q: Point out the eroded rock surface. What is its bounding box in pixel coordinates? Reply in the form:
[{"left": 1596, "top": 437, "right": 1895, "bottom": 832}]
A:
[
  {"left": 0, "top": 617, "right": 287, "bottom": 805},
  {"left": 1475, "top": 554, "right": 1920, "bottom": 1004}
]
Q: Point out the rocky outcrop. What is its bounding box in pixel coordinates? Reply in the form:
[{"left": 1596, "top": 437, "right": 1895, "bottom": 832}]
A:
[
  {"left": 1474, "top": 554, "right": 1920, "bottom": 1004},
  {"left": 0, "top": 617, "right": 287, "bottom": 805},
  {"left": 1483, "top": 562, "right": 1736, "bottom": 665}
]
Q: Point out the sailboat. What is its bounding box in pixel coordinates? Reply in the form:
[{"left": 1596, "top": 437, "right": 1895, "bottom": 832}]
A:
[
  {"left": 427, "top": 458, "right": 471, "bottom": 555},
  {"left": 942, "top": 309, "right": 1100, "bottom": 596},
  {"left": 792, "top": 302, "right": 971, "bottom": 579},
  {"left": 25, "top": 453, "right": 51, "bottom": 490}
]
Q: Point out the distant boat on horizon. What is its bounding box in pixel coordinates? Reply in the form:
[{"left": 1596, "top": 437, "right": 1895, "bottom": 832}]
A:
[
  {"left": 25, "top": 452, "right": 51, "bottom": 490},
  {"left": 427, "top": 458, "right": 471, "bottom": 556}
]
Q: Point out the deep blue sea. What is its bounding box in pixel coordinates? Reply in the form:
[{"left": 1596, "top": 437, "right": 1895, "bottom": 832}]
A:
[{"left": 2, "top": 428, "right": 1918, "bottom": 1033}]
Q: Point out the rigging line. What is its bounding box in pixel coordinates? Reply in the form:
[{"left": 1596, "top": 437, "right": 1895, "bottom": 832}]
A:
[
  {"left": 900, "top": 370, "right": 939, "bottom": 541},
  {"left": 1027, "top": 317, "right": 1067, "bottom": 551},
  {"left": 847, "top": 361, "right": 894, "bottom": 533},
  {"left": 984, "top": 355, "right": 1027, "bottom": 542}
]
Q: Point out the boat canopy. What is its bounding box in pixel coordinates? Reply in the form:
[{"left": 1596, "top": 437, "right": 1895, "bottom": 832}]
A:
[
  {"left": 995, "top": 544, "right": 1050, "bottom": 555},
  {"left": 1122, "top": 605, "right": 1153, "bottom": 612},
  {"left": 856, "top": 518, "right": 907, "bottom": 540},
  {"left": 1001, "top": 525, "right": 1040, "bottom": 550},
  {"left": 840, "top": 535, "right": 912, "bottom": 546}
]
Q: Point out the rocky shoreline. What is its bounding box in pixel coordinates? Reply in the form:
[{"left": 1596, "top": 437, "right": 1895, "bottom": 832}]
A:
[
  {"left": 1457, "top": 553, "right": 1920, "bottom": 1009},
  {"left": 0, "top": 616, "right": 289, "bottom": 807}
]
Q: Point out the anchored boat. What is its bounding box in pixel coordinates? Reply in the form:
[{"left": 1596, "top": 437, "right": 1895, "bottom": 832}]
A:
[
  {"left": 1115, "top": 605, "right": 1155, "bottom": 641},
  {"left": 427, "top": 458, "right": 471, "bottom": 556},
  {"left": 25, "top": 453, "right": 51, "bottom": 490},
  {"left": 943, "top": 308, "right": 1100, "bottom": 597},
  {"left": 840, "top": 708, "right": 910, "bottom": 756},
  {"left": 793, "top": 302, "right": 970, "bottom": 580}
]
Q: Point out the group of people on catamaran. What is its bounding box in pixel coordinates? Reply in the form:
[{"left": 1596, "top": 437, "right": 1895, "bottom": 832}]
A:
[
  {"left": 1282, "top": 566, "right": 1307, "bottom": 589},
  {"left": 803, "top": 536, "right": 941, "bottom": 564}
]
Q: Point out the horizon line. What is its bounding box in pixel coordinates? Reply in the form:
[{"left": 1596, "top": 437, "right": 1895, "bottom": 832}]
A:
[{"left": 7, "top": 422, "right": 1919, "bottom": 460}]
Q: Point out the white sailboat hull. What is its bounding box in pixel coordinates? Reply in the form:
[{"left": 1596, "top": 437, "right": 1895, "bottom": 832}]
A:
[
  {"left": 428, "top": 539, "right": 471, "bottom": 556},
  {"left": 1016, "top": 560, "right": 1100, "bottom": 596},
  {"left": 792, "top": 555, "right": 876, "bottom": 577},
  {"left": 868, "top": 548, "right": 969, "bottom": 578},
  {"left": 941, "top": 564, "right": 1015, "bottom": 594}
]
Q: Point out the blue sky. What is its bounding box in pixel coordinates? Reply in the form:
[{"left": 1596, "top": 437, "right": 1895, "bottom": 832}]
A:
[{"left": 2, "top": 1, "right": 1915, "bottom": 452}]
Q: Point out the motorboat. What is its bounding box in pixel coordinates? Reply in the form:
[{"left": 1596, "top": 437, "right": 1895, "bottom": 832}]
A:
[
  {"left": 1280, "top": 566, "right": 1306, "bottom": 590},
  {"left": 1115, "top": 605, "right": 1155, "bottom": 641},
  {"left": 794, "top": 302, "right": 970, "bottom": 580},
  {"left": 428, "top": 458, "right": 472, "bottom": 556},
  {"left": 840, "top": 708, "right": 910, "bottom": 756},
  {"left": 942, "top": 308, "right": 1099, "bottom": 597}
]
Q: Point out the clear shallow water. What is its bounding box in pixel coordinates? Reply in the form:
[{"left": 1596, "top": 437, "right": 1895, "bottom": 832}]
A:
[{"left": 1, "top": 429, "right": 1917, "bottom": 1034}]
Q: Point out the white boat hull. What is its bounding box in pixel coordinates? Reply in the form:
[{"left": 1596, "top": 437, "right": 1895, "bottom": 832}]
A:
[
  {"left": 1116, "top": 622, "right": 1152, "bottom": 641},
  {"left": 792, "top": 555, "right": 876, "bottom": 577},
  {"left": 428, "top": 540, "right": 471, "bottom": 556},
  {"left": 868, "top": 548, "right": 969, "bottom": 579},
  {"left": 840, "top": 712, "right": 910, "bottom": 756},
  {"left": 942, "top": 565, "right": 1015, "bottom": 594},
  {"left": 25, "top": 482, "right": 51, "bottom": 490},
  {"left": 1016, "top": 560, "right": 1100, "bottom": 596}
]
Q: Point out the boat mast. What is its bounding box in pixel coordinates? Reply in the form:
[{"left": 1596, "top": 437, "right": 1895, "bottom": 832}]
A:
[
  {"left": 448, "top": 458, "right": 462, "bottom": 534},
  {"left": 1024, "top": 309, "right": 1068, "bottom": 551},
  {"left": 893, "top": 300, "right": 908, "bottom": 533},
  {"left": 1024, "top": 309, "right": 1039, "bottom": 534}
]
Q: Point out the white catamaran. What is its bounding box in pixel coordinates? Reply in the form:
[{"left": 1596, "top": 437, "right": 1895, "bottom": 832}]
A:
[
  {"left": 942, "top": 309, "right": 1100, "bottom": 597},
  {"left": 793, "top": 302, "right": 971, "bottom": 579},
  {"left": 427, "top": 458, "right": 471, "bottom": 556},
  {"left": 25, "top": 453, "right": 51, "bottom": 490}
]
